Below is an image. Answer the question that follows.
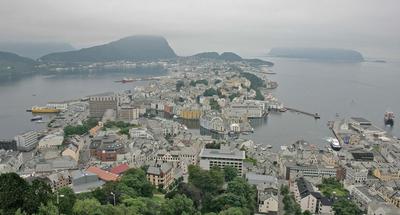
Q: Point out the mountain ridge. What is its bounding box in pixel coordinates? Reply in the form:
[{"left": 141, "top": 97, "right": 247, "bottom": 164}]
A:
[{"left": 40, "top": 35, "right": 177, "bottom": 63}]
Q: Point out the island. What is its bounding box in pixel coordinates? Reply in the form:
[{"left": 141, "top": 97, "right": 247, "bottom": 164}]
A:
[{"left": 268, "top": 47, "right": 364, "bottom": 62}]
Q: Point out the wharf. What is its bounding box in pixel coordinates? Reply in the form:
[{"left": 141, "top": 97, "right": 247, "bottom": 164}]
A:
[{"left": 285, "top": 107, "right": 320, "bottom": 119}]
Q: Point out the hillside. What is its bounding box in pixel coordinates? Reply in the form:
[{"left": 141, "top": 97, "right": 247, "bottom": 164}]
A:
[
  {"left": 0, "top": 51, "right": 37, "bottom": 77},
  {"left": 0, "top": 42, "right": 75, "bottom": 59},
  {"left": 40, "top": 35, "right": 177, "bottom": 63},
  {"left": 193, "top": 51, "right": 273, "bottom": 66},
  {"left": 269, "top": 47, "right": 364, "bottom": 62}
]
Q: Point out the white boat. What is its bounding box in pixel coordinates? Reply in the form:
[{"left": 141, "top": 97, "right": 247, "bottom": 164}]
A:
[{"left": 325, "top": 137, "right": 342, "bottom": 151}]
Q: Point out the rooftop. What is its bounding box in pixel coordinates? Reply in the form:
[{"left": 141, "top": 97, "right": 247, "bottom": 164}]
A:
[
  {"left": 87, "top": 166, "right": 119, "bottom": 182},
  {"left": 200, "top": 147, "right": 245, "bottom": 160}
]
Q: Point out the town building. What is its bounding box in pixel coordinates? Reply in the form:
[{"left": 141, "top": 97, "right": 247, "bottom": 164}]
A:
[
  {"left": 291, "top": 177, "right": 333, "bottom": 214},
  {"left": 0, "top": 150, "right": 23, "bottom": 173},
  {"left": 118, "top": 105, "right": 140, "bottom": 121},
  {"left": 38, "top": 134, "right": 64, "bottom": 149},
  {"left": 89, "top": 92, "right": 118, "bottom": 118},
  {"left": 14, "top": 130, "right": 38, "bottom": 151},
  {"left": 345, "top": 164, "right": 368, "bottom": 185},
  {"left": 71, "top": 169, "right": 105, "bottom": 193},
  {"left": 348, "top": 185, "right": 385, "bottom": 211},
  {"left": 367, "top": 201, "right": 400, "bottom": 215},
  {"left": 146, "top": 162, "right": 174, "bottom": 189},
  {"left": 199, "top": 144, "right": 245, "bottom": 175},
  {"left": 86, "top": 166, "right": 119, "bottom": 182},
  {"left": 89, "top": 135, "right": 125, "bottom": 162},
  {"left": 47, "top": 171, "right": 72, "bottom": 191},
  {"left": 284, "top": 162, "right": 338, "bottom": 183}
]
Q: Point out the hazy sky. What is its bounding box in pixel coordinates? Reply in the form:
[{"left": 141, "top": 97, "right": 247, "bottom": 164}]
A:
[{"left": 0, "top": 0, "right": 399, "bottom": 58}]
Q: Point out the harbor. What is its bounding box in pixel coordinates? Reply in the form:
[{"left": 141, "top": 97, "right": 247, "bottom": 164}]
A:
[{"left": 285, "top": 107, "right": 320, "bottom": 119}]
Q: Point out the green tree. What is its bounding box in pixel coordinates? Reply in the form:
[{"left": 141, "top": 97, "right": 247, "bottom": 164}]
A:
[
  {"left": 209, "top": 193, "right": 247, "bottom": 212},
  {"left": 333, "top": 198, "right": 361, "bottom": 215},
  {"left": 122, "top": 197, "right": 161, "bottom": 215},
  {"left": 23, "top": 179, "right": 53, "bottom": 214},
  {"left": 72, "top": 198, "right": 103, "bottom": 215},
  {"left": 303, "top": 210, "right": 312, "bottom": 215},
  {"left": 218, "top": 207, "right": 250, "bottom": 215},
  {"left": 188, "top": 165, "right": 223, "bottom": 194},
  {"left": 223, "top": 166, "right": 238, "bottom": 182},
  {"left": 0, "top": 173, "right": 28, "bottom": 213},
  {"left": 37, "top": 202, "right": 58, "bottom": 215},
  {"left": 226, "top": 178, "right": 256, "bottom": 212},
  {"left": 161, "top": 194, "right": 197, "bottom": 215},
  {"left": 58, "top": 187, "right": 76, "bottom": 215},
  {"left": 203, "top": 88, "right": 218, "bottom": 97}
]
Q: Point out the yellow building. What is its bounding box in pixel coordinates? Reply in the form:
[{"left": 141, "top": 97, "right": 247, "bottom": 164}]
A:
[
  {"left": 180, "top": 109, "right": 202, "bottom": 119},
  {"left": 373, "top": 168, "right": 400, "bottom": 181}
]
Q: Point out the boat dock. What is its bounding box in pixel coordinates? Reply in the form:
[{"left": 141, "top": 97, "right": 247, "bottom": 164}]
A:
[{"left": 285, "top": 107, "right": 320, "bottom": 119}]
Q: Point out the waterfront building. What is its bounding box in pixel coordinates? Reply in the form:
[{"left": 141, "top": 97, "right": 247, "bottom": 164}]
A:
[
  {"left": 47, "top": 102, "right": 68, "bottom": 111},
  {"left": 199, "top": 144, "right": 245, "bottom": 175},
  {"left": 89, "top": 92, "right": 118, "bottom": 118},
  {"left": 199, "top": 111, "right": 225, "bottom": 133},
  {"left": 0, "top": 139, "right": 17, "bottom": 151},
  {"left": 228, "top": 100, "right": 266, "bottom": 118},
  {"left": 14, "top": 130, "right": 38, "bottom": 152}
]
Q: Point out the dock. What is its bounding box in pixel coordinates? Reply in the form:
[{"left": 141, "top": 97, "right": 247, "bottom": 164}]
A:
[{"left": 285, "top": 107, "right": 320, "bottom": 119}]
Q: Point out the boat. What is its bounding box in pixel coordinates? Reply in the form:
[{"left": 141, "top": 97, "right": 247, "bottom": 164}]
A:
[
  {"left": 115, "top": 77, "right": 135, "bottom": 83},
  {"left": 30, "top": 106, "right": 61, "bottom": 113},
  {"left": 384, "top": 111, "right": 394, "bottom": 127},
  {"left": 266, "top": 144, "right": 273, "bottom": 149},
  {"left": 31, "top": 116, "right": 43, "bottom": 121},
  {"left": 325, "top": 137, "right": 342, "bottom": 151},
  {"left": 279, "top": 107, "right": 287, "bottom": 112}
]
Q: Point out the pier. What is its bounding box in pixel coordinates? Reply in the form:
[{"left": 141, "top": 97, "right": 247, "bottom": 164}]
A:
[{"left": 285, "top": 107, "right": 320, "bottom": 119}]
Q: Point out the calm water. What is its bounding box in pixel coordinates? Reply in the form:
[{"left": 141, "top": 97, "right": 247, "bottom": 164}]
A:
[
  {"left": 0, "top": 70, "right": 158, "bottom": 139},
  {"left": 249, "top": 58, "right": 400, "bottom": 148},
  {"left": 0, "top": 59, "right": 399, "bottom": 149}
]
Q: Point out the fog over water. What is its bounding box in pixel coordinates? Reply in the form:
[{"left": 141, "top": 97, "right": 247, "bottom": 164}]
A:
[{"left": 0, "top": 0, "right": 399, "bottom": 59}]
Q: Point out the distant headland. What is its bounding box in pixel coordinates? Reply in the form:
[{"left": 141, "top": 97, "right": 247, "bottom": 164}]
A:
[{"left": 268, "top": 47, "right": 364, "bottom": 62}]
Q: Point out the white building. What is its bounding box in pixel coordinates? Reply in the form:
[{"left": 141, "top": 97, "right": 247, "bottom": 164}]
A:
[
  {"left": 228, "top": 100, "right": 266, "bottom": 118},
  {"left": 14, "top": 130, "right": 38, "bottom": 151},
  {"left": 345, "top": 164, "right": 368, "bottom": 185},
  {"left": 38, "top": 134, "right": 64, "bottom": 149},
  {"left": 0, "top": 150, "right": 23, "bottom": 173},
  {"left": 199, "top": 144, "right": 245, "bottom": 175}
]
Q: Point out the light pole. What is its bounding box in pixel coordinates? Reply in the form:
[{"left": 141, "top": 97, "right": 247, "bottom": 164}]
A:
[
  {"left": 56, "top": 192, "right": 65, "bottom": 215},
  {"left": 110, "top": 192, "right": 116, "bottom": 206}
]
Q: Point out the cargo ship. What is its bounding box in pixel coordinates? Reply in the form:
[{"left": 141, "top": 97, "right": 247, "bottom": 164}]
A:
[
  {"left": 384, "top": 111, "right": 394, "bottom": 126},
  {"left": 29, "top": 106, "right": 61, "bottom": 113}
]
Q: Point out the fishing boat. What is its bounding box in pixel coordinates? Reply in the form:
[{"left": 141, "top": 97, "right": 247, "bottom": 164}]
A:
[{"left": 31, "top": 116, "right": 43, "bottom": 121}]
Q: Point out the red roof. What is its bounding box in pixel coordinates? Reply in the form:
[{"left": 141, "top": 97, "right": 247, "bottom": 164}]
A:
[
  {"left": 87, "top": 166, "right": 119, "bottom": 182},
  {"left": 110, "top": 163, "right": 130, "bottom": 175}
]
